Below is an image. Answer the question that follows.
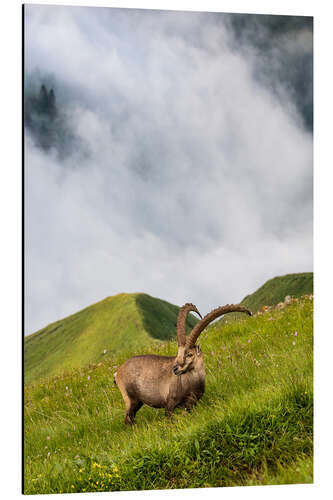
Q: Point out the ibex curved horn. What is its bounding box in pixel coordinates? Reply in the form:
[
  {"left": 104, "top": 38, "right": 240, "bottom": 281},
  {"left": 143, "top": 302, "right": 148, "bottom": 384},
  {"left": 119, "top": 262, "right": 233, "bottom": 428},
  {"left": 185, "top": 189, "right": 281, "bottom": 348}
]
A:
[
  {"left": 185, "top": 304, "right": 252, "bottom": 348},
  {"left": 177, "top": 303, "right": 202, "bottom": 347}
]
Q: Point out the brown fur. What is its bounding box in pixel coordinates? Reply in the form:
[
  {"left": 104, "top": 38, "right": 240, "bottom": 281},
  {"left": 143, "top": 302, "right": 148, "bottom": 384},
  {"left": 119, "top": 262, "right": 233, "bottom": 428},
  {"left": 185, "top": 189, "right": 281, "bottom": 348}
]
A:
[{"left": 115, "top": 349, "right": 205, "bottom": 424}]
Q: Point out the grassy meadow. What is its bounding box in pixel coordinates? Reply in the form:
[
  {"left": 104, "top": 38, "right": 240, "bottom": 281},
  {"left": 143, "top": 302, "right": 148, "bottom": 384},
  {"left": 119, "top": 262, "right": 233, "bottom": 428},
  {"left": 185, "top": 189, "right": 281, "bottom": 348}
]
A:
[{"left": 24, "top": 293, "right": 313, "bottom": 494}]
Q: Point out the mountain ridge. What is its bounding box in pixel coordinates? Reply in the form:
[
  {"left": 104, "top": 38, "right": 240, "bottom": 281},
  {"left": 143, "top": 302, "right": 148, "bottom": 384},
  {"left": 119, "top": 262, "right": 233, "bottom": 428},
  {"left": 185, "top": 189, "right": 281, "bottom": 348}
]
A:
[
  {"left": 24, "top": 272, "right": 313, "bottom": 384},
  {"left": 241, "top": 272, "right": 313, "bottom": 312},
  {"left": 24, "top": 292, "right": 199, "bottom": 384}
]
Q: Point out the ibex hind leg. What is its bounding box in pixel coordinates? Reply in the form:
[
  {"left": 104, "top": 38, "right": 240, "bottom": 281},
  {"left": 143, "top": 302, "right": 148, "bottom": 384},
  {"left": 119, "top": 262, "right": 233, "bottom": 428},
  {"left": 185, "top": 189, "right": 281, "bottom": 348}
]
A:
[
  {"left": 116, "top": 376, "right": 142, "bottom": 425},
  {"left": 125, "top": 400, "right": 143, "bottom": 425}
]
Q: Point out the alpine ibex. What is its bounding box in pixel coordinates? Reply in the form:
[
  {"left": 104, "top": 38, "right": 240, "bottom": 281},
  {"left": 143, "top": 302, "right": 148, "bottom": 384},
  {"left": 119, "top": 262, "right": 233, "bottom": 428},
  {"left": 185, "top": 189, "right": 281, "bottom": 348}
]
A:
[{"left": 115, "top": 303, "right": 252, "bottom": 424}]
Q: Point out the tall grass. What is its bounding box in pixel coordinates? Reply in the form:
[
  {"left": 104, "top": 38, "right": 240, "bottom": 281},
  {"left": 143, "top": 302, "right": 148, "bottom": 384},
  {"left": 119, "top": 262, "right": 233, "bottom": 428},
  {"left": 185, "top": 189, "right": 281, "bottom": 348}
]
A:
[{"left": 24, "top": 295, "right": 313, "bottom": 494}]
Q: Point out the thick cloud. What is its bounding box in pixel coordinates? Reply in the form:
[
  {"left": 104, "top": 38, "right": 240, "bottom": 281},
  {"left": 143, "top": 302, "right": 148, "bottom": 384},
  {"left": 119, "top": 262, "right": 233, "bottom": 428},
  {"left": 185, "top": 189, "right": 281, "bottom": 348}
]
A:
[
  {"left": 24, "top": 6, "right": 313, "bottom": 334},
  {"left": 226, "top": 14, "right": 313, "bottom": 131}
]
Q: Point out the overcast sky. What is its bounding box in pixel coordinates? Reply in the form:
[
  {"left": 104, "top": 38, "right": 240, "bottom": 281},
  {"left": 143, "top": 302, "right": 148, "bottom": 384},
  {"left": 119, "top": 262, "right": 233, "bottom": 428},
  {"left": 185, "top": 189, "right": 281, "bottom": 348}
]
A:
[{"left": 24, "top": 5, "right": 313, "bottom": 335}]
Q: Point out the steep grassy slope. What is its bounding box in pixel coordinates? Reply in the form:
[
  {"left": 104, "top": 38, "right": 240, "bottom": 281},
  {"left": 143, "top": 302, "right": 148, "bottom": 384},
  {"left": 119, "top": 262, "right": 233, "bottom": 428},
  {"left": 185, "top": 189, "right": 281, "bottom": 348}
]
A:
[
  {"left": 219, "top": 272, "right": 313, "bottom": 325},
  {"left": 24, "top": 295, "right": 313, "bottom": 493},
  {"left": 135, "top": 293, "right": 198, "bottom": 340},
  {"left": 24, "top": 293, "right": 199, "bottom": 384},
  {"left": 241, "top": 272, "right": 313, "bottom": 313}
]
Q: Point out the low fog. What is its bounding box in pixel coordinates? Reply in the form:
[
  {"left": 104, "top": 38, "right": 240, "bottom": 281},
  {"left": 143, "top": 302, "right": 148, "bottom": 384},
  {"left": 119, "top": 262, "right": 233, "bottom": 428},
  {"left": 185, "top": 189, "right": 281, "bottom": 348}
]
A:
[{"left": 24, "top": 6, "right": 313, "bottom": 334}]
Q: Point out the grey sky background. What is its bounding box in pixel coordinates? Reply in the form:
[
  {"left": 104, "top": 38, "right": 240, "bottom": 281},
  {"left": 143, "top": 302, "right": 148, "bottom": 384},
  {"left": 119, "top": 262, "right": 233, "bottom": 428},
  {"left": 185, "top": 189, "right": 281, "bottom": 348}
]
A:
[{"left": 24, "top": 5, "right": 313, "bottom": 335}]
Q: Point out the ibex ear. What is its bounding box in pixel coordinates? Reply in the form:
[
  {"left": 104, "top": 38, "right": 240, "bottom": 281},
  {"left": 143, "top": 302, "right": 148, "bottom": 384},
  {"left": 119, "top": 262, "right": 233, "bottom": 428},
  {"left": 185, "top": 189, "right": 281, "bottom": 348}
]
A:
[{"left": 195, "top": 344, "right": 201, "bottom": 354}]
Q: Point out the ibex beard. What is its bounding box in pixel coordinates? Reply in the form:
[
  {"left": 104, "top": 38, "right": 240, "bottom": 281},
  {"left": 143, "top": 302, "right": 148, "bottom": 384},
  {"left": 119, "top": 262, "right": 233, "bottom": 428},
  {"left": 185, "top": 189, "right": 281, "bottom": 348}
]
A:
[{"left": 115, "top": 303, "right": 252, "bottom": 425}]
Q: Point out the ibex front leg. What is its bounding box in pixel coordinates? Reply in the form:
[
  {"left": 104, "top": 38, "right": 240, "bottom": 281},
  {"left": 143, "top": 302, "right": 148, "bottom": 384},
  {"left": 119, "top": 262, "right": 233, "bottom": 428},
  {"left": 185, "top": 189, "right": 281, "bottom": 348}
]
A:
[{"left": 164, "top": 399, "right": 177, "bottom": 417}]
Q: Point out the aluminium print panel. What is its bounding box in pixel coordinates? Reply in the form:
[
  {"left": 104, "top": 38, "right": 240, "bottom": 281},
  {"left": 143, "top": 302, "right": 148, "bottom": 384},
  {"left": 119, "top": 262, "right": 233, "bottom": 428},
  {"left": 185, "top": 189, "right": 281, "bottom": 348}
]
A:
[{"left": 24, "top": 4, "right": 313, "bottom": 495}]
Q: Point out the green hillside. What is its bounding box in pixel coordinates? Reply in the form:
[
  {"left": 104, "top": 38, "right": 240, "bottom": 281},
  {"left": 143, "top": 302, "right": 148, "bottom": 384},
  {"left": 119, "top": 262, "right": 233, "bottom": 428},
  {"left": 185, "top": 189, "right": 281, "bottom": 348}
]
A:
[
  {"left": 219, "top": 272, "right": 313, "bottom": 325},
  {"left": 241, "top": 272, "right": 313, "bottom": 313},
  {"left": 24, "top": 294, "right": 313, "bottom": 493},
  {"left": 25, "top": 273, "right": 313, "bottom": 384},
  {"left": 24, "top": 293, "right": 199, "bottom": 384}
]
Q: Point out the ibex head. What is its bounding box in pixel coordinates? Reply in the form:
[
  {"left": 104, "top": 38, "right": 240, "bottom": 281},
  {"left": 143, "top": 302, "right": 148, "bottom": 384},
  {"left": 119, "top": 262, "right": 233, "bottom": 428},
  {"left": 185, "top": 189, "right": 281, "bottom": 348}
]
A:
[
  {"left": 173, "top": 343, "right": 203, "bottom": 375},
  {"left": 173, "top": 303, "right": 252, "bottom": 376}
]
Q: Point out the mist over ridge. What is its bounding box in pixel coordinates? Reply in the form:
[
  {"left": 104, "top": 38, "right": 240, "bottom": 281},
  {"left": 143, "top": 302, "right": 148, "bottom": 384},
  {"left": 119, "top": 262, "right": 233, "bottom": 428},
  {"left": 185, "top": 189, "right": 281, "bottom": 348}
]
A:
[{"left": 24, "top": 6, "right": 313, "bottom": 334}]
